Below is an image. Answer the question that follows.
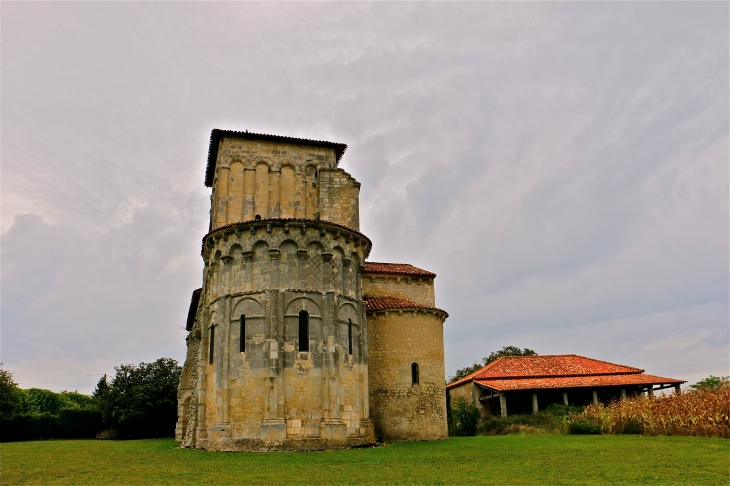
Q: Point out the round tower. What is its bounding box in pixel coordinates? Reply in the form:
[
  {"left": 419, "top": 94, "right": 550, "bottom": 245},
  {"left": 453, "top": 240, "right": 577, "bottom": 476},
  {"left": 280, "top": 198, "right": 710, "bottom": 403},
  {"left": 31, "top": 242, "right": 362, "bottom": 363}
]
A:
[{"left": 363, "top": 265, "right": 449, "bottom": 441}]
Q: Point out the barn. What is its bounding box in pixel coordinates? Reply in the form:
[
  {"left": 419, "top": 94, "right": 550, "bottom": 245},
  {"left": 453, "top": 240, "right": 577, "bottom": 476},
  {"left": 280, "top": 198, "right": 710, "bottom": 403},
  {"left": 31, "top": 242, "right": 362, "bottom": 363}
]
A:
[{"left": 447, "top": 355, "right": 685, "bottom": 417}]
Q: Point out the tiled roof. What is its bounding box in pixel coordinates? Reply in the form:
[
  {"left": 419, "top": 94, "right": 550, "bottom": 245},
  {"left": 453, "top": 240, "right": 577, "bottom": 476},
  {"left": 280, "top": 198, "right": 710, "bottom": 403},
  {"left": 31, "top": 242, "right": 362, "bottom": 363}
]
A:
[
  {"left": 364, "top": 296, "right": 448, "bottom": 318},
  {"left": 476, "top": 355, "right": 642, "bottom": 379},
  {"left": 364, "top": 262, "right": 436, "bottom": 278},
  {"left": 473, "top": 373, "right": 685, "bottom": 392},
  {"left": 447, "top": 355, "right": 685, "bottom": 390},
  {"left": 205, "top": 129, "right": 347, "bottom": 187}
]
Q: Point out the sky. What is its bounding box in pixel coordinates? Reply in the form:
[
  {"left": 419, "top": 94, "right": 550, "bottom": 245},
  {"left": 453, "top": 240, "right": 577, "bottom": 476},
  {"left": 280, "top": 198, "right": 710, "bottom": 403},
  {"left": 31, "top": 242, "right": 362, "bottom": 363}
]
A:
[{"left": 2, "top": 2, "right": 727, "bottom": 394}]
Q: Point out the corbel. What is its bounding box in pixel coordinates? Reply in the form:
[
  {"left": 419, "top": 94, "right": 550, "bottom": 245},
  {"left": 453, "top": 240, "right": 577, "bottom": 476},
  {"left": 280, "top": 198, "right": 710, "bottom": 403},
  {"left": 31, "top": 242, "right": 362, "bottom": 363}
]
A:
[
  {"left": 220, "top": 255, "right": 234, "bottom": 266},
  {"left": 322, "top": 252, "right": 333, "bottom": 263},
  {"left": 297, "top": 249, "right": 309, "bottom": 260}
]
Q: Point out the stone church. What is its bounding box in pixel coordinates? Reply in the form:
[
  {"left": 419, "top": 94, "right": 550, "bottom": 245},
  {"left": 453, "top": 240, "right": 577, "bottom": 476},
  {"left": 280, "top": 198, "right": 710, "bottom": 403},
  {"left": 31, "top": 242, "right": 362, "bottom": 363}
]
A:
[{"left": 176, "top": 129, "right": 449, "bottom": 451}]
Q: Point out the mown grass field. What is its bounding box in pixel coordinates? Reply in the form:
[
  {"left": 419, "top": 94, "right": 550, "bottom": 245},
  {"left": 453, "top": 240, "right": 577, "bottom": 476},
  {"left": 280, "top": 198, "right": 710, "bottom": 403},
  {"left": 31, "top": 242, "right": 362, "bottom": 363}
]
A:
[{"left": 1, "top": 435, "right": 727, "bottom": 485}]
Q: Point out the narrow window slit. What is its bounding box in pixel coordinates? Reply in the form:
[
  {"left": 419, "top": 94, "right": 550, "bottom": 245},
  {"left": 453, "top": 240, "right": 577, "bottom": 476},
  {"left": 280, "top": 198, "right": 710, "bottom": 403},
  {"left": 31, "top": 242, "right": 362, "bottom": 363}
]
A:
[
  {"left": 348, "top": 319, "right": 353, "bottom": 355},
  {"left": 209, "top": 326, "right": 215, "bottom": 364},
  {"left": 239, "top": 315, "right": 246, "bottom": 353},
  {"left": 411, "top": 363, "right": 419, "bottom": 385},
  {"left": 298, "top": 311, "right": 309, "bottom": 352}
]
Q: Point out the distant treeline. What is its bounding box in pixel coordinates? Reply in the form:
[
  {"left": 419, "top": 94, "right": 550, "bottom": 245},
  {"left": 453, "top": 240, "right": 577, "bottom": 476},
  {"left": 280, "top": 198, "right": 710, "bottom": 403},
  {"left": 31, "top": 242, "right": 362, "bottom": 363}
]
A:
[{"left": 0, "top": 358, "right": 180, "bottom": 442}]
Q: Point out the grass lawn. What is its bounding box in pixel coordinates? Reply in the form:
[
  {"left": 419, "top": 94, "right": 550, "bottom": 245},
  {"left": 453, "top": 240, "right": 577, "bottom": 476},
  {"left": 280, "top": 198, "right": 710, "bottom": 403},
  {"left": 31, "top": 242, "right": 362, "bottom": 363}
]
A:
[{"left": 1, "top": 435, "right": 727, "bottom": 485}]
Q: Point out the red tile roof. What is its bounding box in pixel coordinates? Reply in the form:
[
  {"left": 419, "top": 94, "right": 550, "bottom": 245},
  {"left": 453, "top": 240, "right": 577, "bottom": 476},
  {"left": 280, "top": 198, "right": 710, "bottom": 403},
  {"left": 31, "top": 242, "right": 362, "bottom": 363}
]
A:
[
  {"left": 364, "top": 262, "right": 436, "bottom": 278},
  {"left": 447, "top": 355, "right": 685, "bottom": 391},
  {"left": 475, "top": 373, "right": 684, "bottom": 392},
  {"left": 206, "top": 129, "right": 347, "bottom": 187},
  {"left": 364, "top": 296, "right": 448, "bottom": 318}
]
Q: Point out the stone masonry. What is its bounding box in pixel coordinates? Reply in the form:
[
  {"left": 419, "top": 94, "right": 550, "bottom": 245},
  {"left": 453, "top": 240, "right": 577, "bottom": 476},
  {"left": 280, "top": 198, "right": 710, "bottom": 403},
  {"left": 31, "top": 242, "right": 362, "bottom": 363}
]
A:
[{"left": 177, "top": 130, "right": 448, "bottom": 451}]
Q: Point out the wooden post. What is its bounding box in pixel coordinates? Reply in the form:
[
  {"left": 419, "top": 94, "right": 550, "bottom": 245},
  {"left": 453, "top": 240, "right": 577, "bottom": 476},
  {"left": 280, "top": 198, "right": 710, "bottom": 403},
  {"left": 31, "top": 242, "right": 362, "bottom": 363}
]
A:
[
  {"left": 532, "top": 393, "right": 538, "bottom": 414},
  {"left": 674, "top": 384, "right": 681, "bottom": 395},
  {"left": 563, "top": 392, "right": 569, "bottom": 406},
  {"left": 592, "top": 390, "right": 598, "bottom": 404},
  {"left": 648, "top": 387, "right": 654, "bottom": 397},
  {"left": 620, "top": 388, "right": 627, "bottom": 400},
  {"left": 499, "top": 393, "right": 507, "bottom": 417}
]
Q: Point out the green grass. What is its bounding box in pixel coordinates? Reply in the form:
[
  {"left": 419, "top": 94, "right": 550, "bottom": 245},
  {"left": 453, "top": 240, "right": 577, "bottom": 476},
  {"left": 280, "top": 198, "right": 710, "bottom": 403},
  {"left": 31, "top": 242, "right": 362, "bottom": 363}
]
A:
[{"left": 1, "top": 436, "right": 728, "bottom": 485}]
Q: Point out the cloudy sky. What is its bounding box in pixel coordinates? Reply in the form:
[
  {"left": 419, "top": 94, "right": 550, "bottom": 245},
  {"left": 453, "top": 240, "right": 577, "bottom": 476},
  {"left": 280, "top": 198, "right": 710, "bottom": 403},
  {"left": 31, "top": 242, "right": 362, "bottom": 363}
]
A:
[{"left": 2, "top": 2, "right": 727, "bottom": 394}]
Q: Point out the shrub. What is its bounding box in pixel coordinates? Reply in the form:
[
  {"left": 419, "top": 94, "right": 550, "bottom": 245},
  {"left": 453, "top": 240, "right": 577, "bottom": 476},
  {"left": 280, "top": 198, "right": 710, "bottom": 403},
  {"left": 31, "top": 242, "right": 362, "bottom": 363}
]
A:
[
  {"left": 479, "top": 404, "right": 581, "bottom": 435},
  {"left": 568, "top": 384, "right": 730, "bottom": 437},
  {"left": 58, "top": 407, "right": 104, "bottom": 438},
  {"left": 568, "top": 417, "right": 601, "bottom": 435},
  {"left": 0, "top": 367, "right": 105, "bottom": 442},
  {"left": 449, "top": 398, "right": 481, "bottom": 436},
  {"left": 0, "top": 412, "right": 60, "bottom": 442},
  {"left": 0, "top": 407, "right": 104, "bottom": 442}
]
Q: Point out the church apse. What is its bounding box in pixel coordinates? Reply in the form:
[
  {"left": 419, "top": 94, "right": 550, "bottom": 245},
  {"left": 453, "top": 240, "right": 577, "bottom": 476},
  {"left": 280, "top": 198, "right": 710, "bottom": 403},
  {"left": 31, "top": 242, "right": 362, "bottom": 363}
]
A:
[{"left": 177, "top": 130, "right": 448, "bottom": 451}]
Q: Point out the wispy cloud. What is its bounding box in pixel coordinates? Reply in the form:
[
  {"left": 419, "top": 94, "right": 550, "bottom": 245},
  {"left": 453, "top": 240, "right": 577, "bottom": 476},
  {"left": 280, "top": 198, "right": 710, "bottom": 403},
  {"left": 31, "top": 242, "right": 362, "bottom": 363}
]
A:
[{"left": 2, "top": 2, "right": 727, "bottom": 392}]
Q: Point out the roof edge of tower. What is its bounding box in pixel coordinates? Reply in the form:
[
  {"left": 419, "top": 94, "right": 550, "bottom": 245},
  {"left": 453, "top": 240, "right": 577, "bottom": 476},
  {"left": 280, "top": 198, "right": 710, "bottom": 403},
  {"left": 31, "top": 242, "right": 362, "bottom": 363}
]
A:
[{"left": 205, "top": 129, "right": 348, "bottom": 187}]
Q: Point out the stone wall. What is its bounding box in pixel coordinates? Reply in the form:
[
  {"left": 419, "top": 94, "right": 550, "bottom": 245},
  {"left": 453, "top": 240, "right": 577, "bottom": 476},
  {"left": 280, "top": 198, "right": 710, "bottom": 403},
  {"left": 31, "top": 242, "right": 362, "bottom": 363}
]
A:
[
  {"left": 367, "top": 310, "right": 448, "bottom": 441},
  {"left": 179, "top": 219, "right": 374, "bottom": 451},
  {"left": 319, "top": 168, "right": 360, "bottom": 230},
  {"left": 209, "top": 137, "right": 360, "bottom": 231},
  {"left": 362, "top": 274, "right": 435, "bottom": 306}
]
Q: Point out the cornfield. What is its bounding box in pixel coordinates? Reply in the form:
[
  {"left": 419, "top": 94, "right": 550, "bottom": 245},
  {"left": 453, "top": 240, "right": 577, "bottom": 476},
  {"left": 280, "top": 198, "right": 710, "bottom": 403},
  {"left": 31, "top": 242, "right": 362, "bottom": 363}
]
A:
[{"left": 569, "top": 384, "right": 730, "bottom": 437}]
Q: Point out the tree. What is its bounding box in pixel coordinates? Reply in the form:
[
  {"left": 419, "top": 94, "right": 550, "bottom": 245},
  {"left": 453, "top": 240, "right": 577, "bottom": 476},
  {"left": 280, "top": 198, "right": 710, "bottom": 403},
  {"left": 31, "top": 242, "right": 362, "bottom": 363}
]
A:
[
  {"left": 690, "top": 375, "right": 729, "bottom": 392},
  {"left": 0, "top": 367, "right": 22, "bottom": 420},
  {"left": 98, "top": 358, "right": 181, "bottom": 439},
  {"left": 449, "top": 346, "right": 537, "bottom": 383},
  {"left": 92, "top": 375, "right": 108, "bottom": 400}
]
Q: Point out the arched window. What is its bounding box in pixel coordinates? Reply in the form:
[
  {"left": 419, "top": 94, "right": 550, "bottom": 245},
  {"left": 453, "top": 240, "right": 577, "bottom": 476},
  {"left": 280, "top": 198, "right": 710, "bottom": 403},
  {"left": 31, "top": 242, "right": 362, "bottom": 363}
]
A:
[
  {"left": 348, "top": 319, "right": 353, "bottom": 355},
  {"left": 298, "top": 310, "right": 309, "bottom": 352},
  {"left": 411, "top": 363, "right": 419, "bottom": 385},
  {"left": 209, "top": 326, "right": 215, "bottom": 364},
  {"left": 239, "top": 315, "right": 246, "bottom": 353}
]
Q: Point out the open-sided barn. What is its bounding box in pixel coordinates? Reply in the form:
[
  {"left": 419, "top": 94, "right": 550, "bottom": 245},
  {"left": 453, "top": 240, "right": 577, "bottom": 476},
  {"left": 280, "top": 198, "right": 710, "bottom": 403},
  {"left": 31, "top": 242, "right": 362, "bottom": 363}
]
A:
[{"left": 447, "top": 355, "right": 685, "bottom": 417}]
